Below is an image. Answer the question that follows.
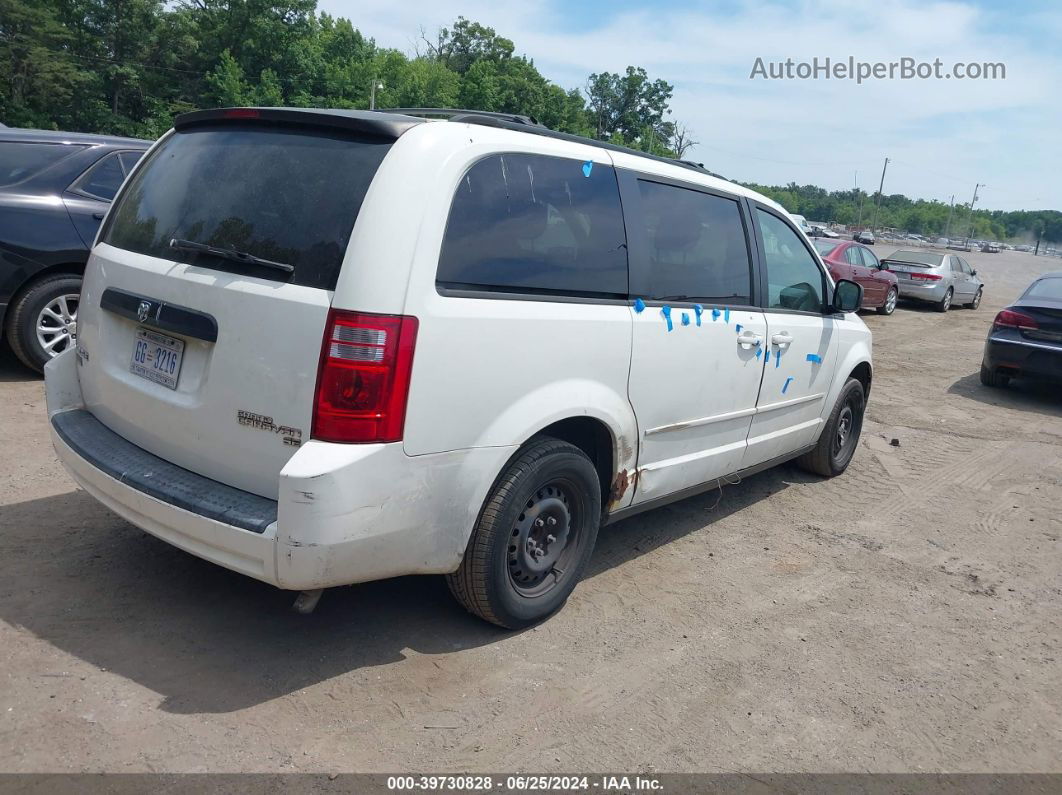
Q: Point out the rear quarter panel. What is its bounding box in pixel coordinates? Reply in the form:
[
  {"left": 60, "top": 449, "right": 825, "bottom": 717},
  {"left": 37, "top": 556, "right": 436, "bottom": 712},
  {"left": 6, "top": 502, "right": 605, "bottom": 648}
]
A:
[{"left": 332, "top": 123, "right": 638, "bottom": 485}]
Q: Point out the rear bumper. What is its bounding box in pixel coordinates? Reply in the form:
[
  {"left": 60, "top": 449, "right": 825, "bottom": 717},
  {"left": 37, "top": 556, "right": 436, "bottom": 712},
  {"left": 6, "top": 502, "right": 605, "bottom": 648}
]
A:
[
  {"left": 45, "top": 349, "right": 514, "bottom": 590},
  {"left": 896, "top": 279, "right": 949, "bottom": 301},
  {"left": 983, "top": 333, "right": 1062, "bottom": 381}
]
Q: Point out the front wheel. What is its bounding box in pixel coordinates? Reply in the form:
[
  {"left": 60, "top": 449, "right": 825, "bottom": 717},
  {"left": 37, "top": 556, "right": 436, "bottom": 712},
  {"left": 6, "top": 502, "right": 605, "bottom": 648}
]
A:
[
  {"left": 935, "top": 288, "right": 953, "bottom": 313},
  {"left": 965, "top": 288, "right": 982, "bottom": 310},
  {"left": 796, "top": 378, "right": 865, "bottom": 477},
  {"left": 447, "top": 438, "right": 601, "bottom": 629},
  {"left": 877, "top": 286, "right": 898, "bottom": 315}
]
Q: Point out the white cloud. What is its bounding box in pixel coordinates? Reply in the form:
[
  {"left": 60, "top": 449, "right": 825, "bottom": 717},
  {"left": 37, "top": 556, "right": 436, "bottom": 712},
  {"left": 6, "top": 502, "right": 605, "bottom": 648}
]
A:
[{"left": 318, "top": 0, "right": 1062, "bottom": 210}]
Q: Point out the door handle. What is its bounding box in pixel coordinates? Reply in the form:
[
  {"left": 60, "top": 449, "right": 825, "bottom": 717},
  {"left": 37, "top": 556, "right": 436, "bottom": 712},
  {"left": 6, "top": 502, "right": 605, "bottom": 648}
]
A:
[
  {"left": 92, "top": 212, "right": 105, "bottom": 220},
  {"left": 771, "top": 332, "right": 794, "bottom": 347},
  {"left": 736, "top": 329, "right": 762, "bottom": 350}
]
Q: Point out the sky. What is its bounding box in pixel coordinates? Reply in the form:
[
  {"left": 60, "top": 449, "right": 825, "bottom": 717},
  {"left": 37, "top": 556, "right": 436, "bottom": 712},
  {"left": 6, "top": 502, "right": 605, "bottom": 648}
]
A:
[{"left": 317, "top": 0, "right": 1062, "bottom": 212}]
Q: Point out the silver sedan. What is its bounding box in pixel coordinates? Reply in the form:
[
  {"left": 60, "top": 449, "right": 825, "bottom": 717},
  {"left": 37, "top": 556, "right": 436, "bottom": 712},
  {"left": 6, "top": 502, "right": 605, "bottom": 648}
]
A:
[{"left": 879, "top": 249, "right": 984, "bottom": 312}]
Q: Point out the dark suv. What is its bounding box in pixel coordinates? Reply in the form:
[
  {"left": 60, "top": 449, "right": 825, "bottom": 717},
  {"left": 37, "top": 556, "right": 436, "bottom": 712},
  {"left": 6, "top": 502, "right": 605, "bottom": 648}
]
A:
[{"left": 0, "top": 128, "right": 151, "bottom": 371}]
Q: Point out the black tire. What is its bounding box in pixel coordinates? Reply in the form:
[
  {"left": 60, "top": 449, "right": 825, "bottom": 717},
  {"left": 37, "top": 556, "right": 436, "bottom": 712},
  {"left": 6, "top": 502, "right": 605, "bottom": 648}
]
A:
[
  {"left": 979, "top": 362, "right": 1010, "bottom": 388},
  {"left": 964, "top": 288, "right": 982, "bottom": 310},
  {"left": 4, "top": 274, "right": 82, "bottom": 373},
  {"left": 796, "top": 378, "right": 865, "bottom": 478},
  {"left": 447, "top": 438, "right": 601, "bottom": 629},
  {"left": 877, "top": 286, "right": 898, "bottom": 315},
  {"left": 935, "top": 287, "right": 953, "bottom": 313}
]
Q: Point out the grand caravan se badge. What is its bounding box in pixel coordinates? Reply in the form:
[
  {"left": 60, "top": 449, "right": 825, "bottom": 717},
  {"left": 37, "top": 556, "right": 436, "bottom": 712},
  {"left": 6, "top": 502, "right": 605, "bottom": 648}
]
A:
[{"left": 236, "top": 410, "right": 303, "bottom": 447}]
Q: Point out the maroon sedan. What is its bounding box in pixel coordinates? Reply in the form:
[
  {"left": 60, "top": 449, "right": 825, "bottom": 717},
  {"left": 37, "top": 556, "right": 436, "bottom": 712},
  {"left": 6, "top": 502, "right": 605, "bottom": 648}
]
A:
[{"left": 813, "top": 239, "right": 899, "bottom": 315}]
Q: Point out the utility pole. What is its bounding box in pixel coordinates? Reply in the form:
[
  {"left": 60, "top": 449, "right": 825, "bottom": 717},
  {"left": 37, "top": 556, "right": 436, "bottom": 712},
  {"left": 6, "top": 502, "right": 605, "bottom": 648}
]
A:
[
  {"left": 944, "top": 195, "right": 955, "bottom": 239},
  {"left": 369, "top": 78, "right": 383, "bottom": 110},
  {"left": 966, "top": 183, "right": 983, "bottom": 243},
  {"left": 855, "top": 172, "right": 865, "bottom": 229},
  {"left": 871, "top": 156, "right": 889, "bottom": 232}
]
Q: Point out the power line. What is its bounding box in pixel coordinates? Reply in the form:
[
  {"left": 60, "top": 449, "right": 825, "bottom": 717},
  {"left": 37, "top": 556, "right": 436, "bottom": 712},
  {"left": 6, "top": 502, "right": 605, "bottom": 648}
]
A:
[{"left": 0, "top": 32, "right": 203, "bottom": 75}]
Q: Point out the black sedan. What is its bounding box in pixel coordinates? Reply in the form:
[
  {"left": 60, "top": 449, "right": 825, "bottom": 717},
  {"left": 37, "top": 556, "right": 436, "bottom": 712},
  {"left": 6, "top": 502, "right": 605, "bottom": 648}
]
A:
[
  {"left": 981, "top": 271, "right": 1062, "bottom": 388},
  {"left": 0, "top": 128, "right": 151, "bottom": 371}
]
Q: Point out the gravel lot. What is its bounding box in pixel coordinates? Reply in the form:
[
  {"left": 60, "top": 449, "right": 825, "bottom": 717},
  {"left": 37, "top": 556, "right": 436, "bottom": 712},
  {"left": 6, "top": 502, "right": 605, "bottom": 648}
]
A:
[{"left": 1, "top": 247, "right": 1060, "bottom": 774}]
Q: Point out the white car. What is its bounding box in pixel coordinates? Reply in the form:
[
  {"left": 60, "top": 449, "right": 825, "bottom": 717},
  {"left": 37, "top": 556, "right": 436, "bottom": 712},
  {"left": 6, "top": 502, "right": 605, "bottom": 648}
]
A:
[{"left": 45, "top": 107, "right": 872, "bottom": 627}]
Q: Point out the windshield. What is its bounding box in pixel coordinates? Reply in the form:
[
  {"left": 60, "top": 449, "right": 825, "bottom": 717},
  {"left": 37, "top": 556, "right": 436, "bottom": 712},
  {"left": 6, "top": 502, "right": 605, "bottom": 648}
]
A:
[
  {"left": 1024, "top": 277, "right": 1062, "bottom": 301},
  {"left": 884, "top": 250, "right": 943, "bottom": 267},
  {"left": 102, "top": 124, "right": 392, "bottom": 289},
  {"left": 812, "top": 240, "right": 841, "bottom": 256},
  {"left": 0, "top": 141, "right": 86, "bottom": 186}
]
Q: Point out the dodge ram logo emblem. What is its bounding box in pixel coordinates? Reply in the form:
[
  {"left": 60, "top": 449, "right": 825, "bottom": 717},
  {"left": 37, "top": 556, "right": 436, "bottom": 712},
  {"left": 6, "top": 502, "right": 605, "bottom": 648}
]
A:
[{"left": 137, "top": 300, "right": 151, "bottom": 323}]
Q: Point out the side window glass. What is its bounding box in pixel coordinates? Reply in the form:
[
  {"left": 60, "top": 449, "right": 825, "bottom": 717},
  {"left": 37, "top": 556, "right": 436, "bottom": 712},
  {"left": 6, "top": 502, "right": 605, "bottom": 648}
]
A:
[
  {"left": 860, "top": 247, "right": 879, "bottom": 268},
  {"left": 756, "top": 209, "right": 824, "bottom": 312},
  {"left": 950, "top": 257, "right": 963, "bottom": 272},
  {"left": 636, "top": 180, "right": 752, "bottom": 303},
  {"left": 118, "top": 151, "right": 143, "bottom": 175},
  {"left": 844, "top": 247, "right": 862, "bottom": 266},
  {"left": 70, "top": 152, "right": 124, "bottom": 201},
  {"left": 960, "top": 258, "right": 972, "bottom": 274},
  {"left": 438, "top": 153, "right": 628, "bottom": 296}
]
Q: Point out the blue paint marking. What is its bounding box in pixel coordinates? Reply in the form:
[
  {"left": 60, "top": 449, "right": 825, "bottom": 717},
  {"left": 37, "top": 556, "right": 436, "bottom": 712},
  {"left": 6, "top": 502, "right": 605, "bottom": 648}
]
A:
[
  {"left": 633, "top": 297, "right": 646, "bottom": 313},
  {"left": 693, "top": 304, "right": 703, "bottom": 326},
  {"left": 755, "top": 348, "right": 762, "bottom": 359},
  {"left": 681, "top": 312, "right": 690, "bottom": 326},
  {"left": 806, "top": 353, "right": 822, "bottom": 363},
  {"left": 582, "top": 161, "right": 593, "bottom": 177},
  {"left": 712, "top": 308, "right": 721, "bottom": 321},
  {"left": 775, "top": 350, "right": 781, "bottom": 368},
  {"left": 661, "top": 305, "right": 673, "bottom": 332},
  {"left": 724, "top": 307, "right": 730, "bottom": 324},
  {"left": 735, "top": 324, "right": 743, "bottom": 333},
  {"left": 764, "top": 349, "right": 770, "bottom": 363},
  {"left": 782, "top": 376, "right": 794, "bottom": 394}
]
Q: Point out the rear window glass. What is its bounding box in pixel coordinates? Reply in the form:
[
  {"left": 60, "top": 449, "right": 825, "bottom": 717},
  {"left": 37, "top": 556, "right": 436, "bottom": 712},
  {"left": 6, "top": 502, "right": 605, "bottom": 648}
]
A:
[
  {"left": 102, "top": 124, "right": 392, "bottom": 289},
  {"left": 885, "top": 250, "right": 943, "bottom": 267},
  {"left": 1025, "top": 277, "right": 1062, "bottom": 301},
  {"left": 437, "top": 153, "right": 628, "bottom": 297},
  {"left": 636, "top": 179, "right": 752, "bottom": 303},
  {"left": 812, "top": 240, "right": 840, "bottom": 256},
  {"left": 0, "top": 141, "right": 86, "bottom": 186}
]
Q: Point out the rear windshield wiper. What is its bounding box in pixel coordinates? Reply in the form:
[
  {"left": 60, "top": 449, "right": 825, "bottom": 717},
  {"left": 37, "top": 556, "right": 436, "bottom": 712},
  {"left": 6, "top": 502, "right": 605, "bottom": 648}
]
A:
[{"left": 169, "top": 238, "right": 294, "bottom": 274}]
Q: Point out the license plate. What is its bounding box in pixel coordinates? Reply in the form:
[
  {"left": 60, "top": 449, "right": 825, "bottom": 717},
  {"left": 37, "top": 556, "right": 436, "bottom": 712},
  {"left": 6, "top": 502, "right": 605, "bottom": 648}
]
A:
[{"left": 130, "top": 328, "right": 184, "bottom": 390}]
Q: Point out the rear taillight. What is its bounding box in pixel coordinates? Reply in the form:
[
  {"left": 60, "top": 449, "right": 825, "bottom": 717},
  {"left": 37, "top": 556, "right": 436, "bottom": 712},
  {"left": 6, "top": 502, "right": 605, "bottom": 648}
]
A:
[
  {"left": 909, "top": 272, "right": 942, "bottom": 281},
  {"left": 312, "top": 310, "right": 418, "bottom": 443},
  {"left": 993, "top": 308, "right": 1038, "bottom": 331}
]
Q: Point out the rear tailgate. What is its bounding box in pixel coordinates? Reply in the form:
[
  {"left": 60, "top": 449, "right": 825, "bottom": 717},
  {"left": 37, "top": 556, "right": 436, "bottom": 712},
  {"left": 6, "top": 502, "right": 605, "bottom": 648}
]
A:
[{"left": 76, "top": 111, "right": 405, "bottom": 498}]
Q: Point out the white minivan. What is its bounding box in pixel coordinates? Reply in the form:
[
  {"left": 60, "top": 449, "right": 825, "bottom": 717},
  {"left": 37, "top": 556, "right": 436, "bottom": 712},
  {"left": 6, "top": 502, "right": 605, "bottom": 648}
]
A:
[{"left": 45, "top": 108, "right": 872, "bottom": 628}]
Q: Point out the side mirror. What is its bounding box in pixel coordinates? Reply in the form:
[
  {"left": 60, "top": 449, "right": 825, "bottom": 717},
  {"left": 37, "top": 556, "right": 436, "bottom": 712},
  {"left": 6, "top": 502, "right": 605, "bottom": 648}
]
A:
[
  {"left": 971, "top": 269, "right": 978, "bottom": 276},
  {"left": 832, "top": 279, "right": 862, "bottom": 313}
]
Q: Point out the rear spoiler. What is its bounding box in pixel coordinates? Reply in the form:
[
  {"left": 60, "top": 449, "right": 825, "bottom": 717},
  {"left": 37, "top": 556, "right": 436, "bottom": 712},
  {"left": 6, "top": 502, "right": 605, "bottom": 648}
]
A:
[{"left": 173, "top": 107, "right": 424, "bottom": 140}]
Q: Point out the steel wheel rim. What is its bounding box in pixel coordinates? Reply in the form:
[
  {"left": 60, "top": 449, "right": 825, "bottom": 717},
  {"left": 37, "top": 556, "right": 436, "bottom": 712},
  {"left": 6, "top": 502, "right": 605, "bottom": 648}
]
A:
[
  {"left": 885, "top": 288, "right": 897, "bottom": 313},
  {"left": 36, "top": 293, "right": 79, "bottom": 358},
  {"left": 507, "top": 479, "right": 582, "bottom": 599},
  {"left": 833, "top": 403, "right": 855, "bottom": 460}
]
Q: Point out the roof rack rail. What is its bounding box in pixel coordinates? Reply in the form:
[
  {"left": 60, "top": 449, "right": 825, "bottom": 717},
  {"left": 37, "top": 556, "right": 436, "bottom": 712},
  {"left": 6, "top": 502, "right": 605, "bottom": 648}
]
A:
[
  {"left": 378, "top": 108, "right": 544, "bottom": 127},
  {"left": 378, "top": 106, "right": 728, "bottom": 183}
]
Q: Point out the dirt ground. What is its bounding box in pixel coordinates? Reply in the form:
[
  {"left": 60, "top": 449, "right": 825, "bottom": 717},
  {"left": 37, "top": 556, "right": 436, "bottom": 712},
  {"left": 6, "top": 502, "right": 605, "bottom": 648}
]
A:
[{"left": 1, "top": 247, "right": 1060, "bottom": 774}]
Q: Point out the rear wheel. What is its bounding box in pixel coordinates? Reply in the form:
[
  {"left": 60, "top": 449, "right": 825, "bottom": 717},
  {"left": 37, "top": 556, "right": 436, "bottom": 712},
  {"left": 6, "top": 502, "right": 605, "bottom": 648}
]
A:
[
  {"left": 979, "top": 362, "right": 1010, "bottom": 388},
  {"left": 796, "top": 378, "right": 865, "bottom": 477},
  {"left": 877, "top": 286, "right": 898, "bottom": 315},
  {"left": 965, "top": 288, "right": 982, "bottom": 309},
  {"left": 447, "top": 438, "right": 601, "bottom": 629},
  {"left": 4, "top": 274, "right": 82, "bottom": 373},
  {"left": 935, "top": 288, "right": 953, "bottom": 313}
]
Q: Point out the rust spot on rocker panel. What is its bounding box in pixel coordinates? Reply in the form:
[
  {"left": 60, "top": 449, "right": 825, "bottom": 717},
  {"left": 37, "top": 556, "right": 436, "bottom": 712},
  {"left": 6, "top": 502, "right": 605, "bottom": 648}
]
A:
[{"left": 608, "top": 468, "right": 639, "bottom": 509}]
